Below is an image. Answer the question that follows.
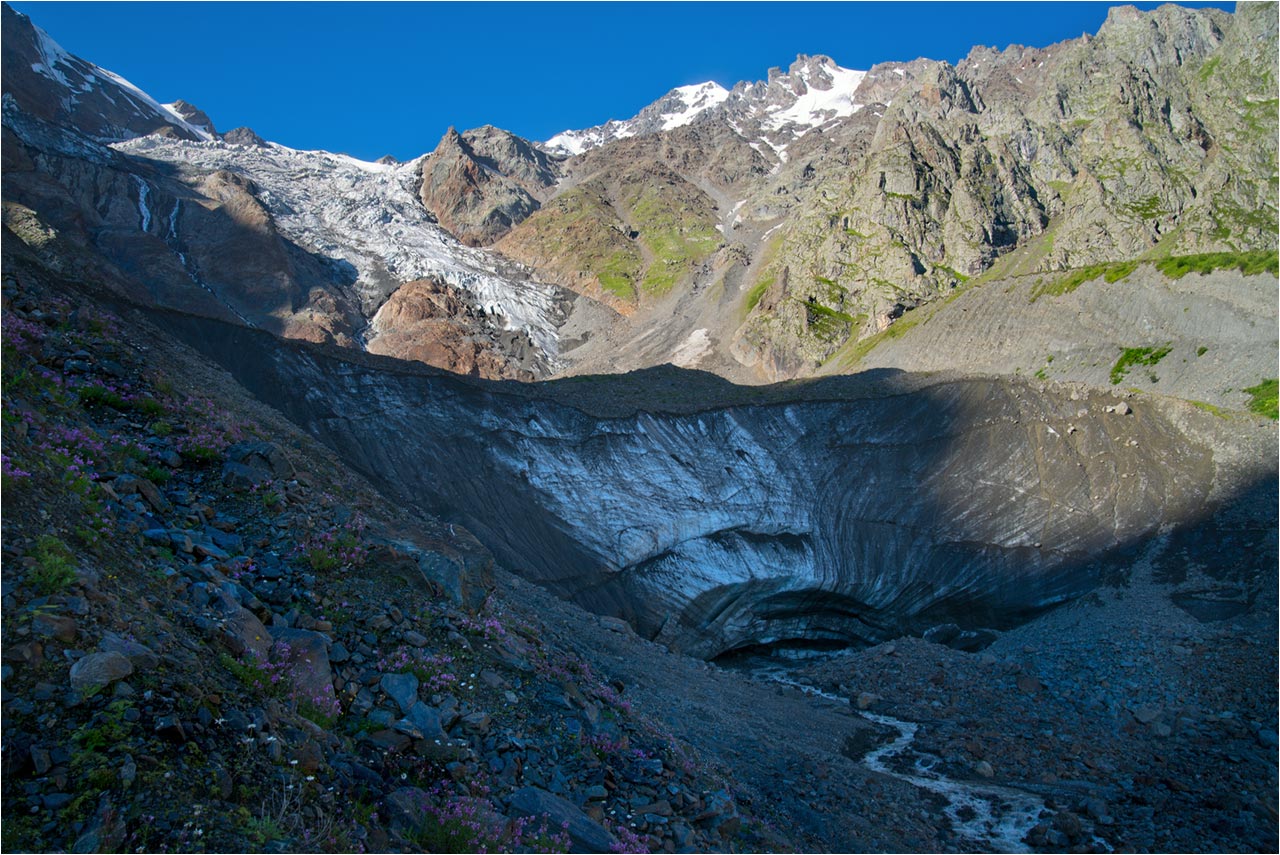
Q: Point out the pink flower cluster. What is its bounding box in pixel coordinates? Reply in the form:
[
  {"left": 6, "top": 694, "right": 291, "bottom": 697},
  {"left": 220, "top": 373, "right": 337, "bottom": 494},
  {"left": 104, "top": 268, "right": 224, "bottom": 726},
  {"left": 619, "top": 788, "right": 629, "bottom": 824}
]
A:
[
  {"left": 409, "top": 785, "right": 571, "bottom": 854},
  {"left": 374, "top": 645, "right": 458, "bottom": 692}
]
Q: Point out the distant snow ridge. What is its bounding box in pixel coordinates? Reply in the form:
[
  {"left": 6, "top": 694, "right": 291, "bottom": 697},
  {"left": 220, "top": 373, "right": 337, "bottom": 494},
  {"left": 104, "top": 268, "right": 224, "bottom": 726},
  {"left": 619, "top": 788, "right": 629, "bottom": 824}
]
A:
[
  {"left": 114, "top": 136, "right": 565, "bottom": 362},
  {"left": 545, "top": 56, "right": 866, "bottom": 157},
  {"left": 546, "top": 81, "right": 729, "bottom": 155}
]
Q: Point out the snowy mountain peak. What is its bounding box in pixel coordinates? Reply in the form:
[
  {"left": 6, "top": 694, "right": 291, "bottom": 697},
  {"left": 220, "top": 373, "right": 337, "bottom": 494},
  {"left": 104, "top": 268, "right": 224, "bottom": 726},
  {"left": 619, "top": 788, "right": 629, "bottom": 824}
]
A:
[
  {"left": 661, "top": 82, "right": 730, "bottom": 130},
  {"left": 545, "top": 80, "right": 729, "bottom": 155},
  {"left": 760, "top": 55, "right": 866, "bottom": 132},
  {"left": 543, "top": 57, "right": 868, "bottom": 157}
]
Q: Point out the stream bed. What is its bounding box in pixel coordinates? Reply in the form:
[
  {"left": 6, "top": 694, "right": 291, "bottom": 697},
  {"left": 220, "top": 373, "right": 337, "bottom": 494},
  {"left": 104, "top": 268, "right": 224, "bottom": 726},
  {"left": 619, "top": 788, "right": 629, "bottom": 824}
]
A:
[{"left": 730, "top": 658, "right": 1059, "bottom": 852}]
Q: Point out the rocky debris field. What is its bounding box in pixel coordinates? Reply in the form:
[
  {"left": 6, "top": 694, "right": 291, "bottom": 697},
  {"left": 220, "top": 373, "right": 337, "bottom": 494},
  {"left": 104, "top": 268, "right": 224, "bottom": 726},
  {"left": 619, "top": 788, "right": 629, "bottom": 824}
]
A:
[
  {"left": 787, "top": 561, "right": 1278, "bottom": 853},
  {"left": 0, "top": 268, "right": 782, "bottom": 853}
]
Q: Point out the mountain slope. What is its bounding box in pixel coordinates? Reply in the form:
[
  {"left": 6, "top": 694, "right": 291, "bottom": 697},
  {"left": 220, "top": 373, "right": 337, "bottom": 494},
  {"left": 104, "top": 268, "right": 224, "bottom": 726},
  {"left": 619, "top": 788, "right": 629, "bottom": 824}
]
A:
[{"left": 495, "top": 4, "right": 1277, "bottom": 386}]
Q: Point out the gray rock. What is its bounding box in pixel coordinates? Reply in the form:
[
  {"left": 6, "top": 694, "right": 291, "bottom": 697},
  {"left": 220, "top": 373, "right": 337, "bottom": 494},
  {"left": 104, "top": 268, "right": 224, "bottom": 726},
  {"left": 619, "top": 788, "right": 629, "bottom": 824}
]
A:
[
  {"left": 380, "top": 672, "right": 419, "bottom": 714},
  {"left": 270, "top": 628, "right": 334, "bottom": 713},
  {"left": 154, "top": 713, "right": 186, "bottom": 743},
  {"left": 99, "top": 633, "right": 160, "bottom": 670},
  {"left": 508, "top": 786, "right": 618, "bottom": 853},
  {"left": 403, "top": 702, "right": 446, "bottom": 740},
  {"left": 69, "top": 652, "right": 133, "bottom": 693},
  {"left": 368, "top": 538, "right": 493, "bottom": 614},
  {"left": 382, "top": 786, "right": 430, "bottom": 832},
  {"left": 222, "top": 126, "right": 267, "bottom": 147},
  {"left": 32, "top": 613, "right": 77, "bottom": 643},
  {"left": 112, "top": 474, "right": 171, "bottom": 514}
]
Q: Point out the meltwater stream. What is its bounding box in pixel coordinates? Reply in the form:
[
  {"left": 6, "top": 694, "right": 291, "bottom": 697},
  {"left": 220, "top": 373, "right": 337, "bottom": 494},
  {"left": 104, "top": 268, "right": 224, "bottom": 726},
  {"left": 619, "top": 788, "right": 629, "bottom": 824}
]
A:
[{"left": 757, "top": 669, "right": 1048, "bottom": 852}]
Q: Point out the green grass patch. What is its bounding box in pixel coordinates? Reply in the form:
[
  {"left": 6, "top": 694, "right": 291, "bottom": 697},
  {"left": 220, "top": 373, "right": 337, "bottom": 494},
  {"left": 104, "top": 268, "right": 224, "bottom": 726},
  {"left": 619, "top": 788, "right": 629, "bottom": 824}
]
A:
[
  {"left": 804, "top": 301, "right": 857, "bottom": 343},
  {"left": 744, "top": 276, "right": 772, "bottom": 314},
  {"left": 1154, "top": 250, "right": 1279, "bottom": 280},
  {"left": 1123, "top": 195, "right": 1167, "bottom": 221},
  {"left": 597, "top": 269, "right": 636, "bottom": 301},
  {"left": 1197, "top": 55, "right": 1221, "bottom": 83},
  {"left": 931, "top": 264, "right": 970, "bottom": 284},
  {"left": 1189, "top": 400, "right": 1228, "bottom": 418},
  {"left": 1110, "top": 345, "right": 1172, "bottom": 385},
  {"left": 1244, "top": 378, "right": 1278, "bottom": 420},
  {"left": 30, "top": 535, "right": 76, "bottom": 594},
  {"left": 828, "top": 308, "right": 926, "bottom": 368},
  {"left": 1031, "top": 260, "right": 1139, "bottom": 301},
  {"left": 627, "top": 183, "right": 720, "bottom": 297}
]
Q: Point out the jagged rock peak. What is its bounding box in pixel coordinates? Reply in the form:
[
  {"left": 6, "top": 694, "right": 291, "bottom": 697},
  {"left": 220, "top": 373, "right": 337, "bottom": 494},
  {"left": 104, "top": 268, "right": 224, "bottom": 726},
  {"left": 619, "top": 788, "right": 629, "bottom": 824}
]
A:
[
  {"left": 418, "top": 124, "right": 561, "bottom": 245},
  {"left": 221, "top": 126, "right": 266, "bottom": 147},
  {"left": 166, "top": 99, "right": 216, "bottom": 136}
]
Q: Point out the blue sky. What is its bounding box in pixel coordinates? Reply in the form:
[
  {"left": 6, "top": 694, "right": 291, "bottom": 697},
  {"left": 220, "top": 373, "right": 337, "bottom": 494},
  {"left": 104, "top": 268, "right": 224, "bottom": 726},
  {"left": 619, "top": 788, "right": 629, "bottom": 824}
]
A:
[{"left": 13, "top": 1, "right": 1236, "bottom": 161}]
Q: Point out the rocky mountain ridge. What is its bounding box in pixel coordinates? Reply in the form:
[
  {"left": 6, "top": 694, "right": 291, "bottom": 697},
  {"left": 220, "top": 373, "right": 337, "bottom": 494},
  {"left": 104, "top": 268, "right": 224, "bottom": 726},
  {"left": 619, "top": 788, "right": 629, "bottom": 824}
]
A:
[
  {"left": 507, "top": 3, "right": 1278, "bottom": 383},
  {"left": 3, "top": 2, "right": 1275, "bottom": 402},
  {"left": 0, "top": 4, "right": 211, "bottom": 143}
]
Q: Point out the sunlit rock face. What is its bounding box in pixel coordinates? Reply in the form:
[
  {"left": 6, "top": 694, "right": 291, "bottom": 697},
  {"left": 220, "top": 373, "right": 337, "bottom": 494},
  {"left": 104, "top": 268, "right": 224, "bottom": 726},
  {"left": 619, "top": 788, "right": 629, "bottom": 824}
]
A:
[{"left": 169, "top": 316, "right": 1273, "bottom": 659}]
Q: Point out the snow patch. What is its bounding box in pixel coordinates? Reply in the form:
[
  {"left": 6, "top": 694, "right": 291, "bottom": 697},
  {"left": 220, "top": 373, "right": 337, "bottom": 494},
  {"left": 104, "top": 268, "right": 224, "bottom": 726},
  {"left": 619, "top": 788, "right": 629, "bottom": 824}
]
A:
[
  {"left": 30, "top": 23, "right": 74, "bottom": 87},
  {"left": 660, "top": 82, "right": 729, "bottom": 130},
  {"left": 762, "top": 63, "right": 866, "bottom": 133},
  {"left": 670, "top": 328, "right": 713, "bottom": 368}
]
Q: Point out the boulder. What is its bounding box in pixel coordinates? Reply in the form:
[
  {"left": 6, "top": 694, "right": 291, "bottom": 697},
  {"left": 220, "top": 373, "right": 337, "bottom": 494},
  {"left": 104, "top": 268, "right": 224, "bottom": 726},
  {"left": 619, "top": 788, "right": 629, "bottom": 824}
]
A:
[
  {"left": 508, "top": 786, "right": 617, "bottom": 853},
  {"left": 99, "top": 632, "right": 161, "bottom": 670},
  {"left": 380, "top": 672, "right": 419, "bottom": 715},
  {"left": 368, "top": 537, "right": 493, "bottom": 613},
  {"left": 112, "top": 474, "right": 171, "bottom": 514},
  {"left": 222, "top": 441, "right": 294, "bottom": 488},
  {"left": 69, "top": 652, "right": 133, "bottom": 693},
  {"left": 270, "top": 628, "right": 335, "bottom": 714}
]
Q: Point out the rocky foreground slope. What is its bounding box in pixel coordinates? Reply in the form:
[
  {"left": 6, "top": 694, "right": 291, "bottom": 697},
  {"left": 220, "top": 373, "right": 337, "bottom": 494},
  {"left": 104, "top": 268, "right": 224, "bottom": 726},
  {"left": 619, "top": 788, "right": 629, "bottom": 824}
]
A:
[
  {"left": 0, "top": 254, "right": 798, "bottom": 853},
  {"left": 4, "top": 239, "right": 1276, "bottom": 854}
]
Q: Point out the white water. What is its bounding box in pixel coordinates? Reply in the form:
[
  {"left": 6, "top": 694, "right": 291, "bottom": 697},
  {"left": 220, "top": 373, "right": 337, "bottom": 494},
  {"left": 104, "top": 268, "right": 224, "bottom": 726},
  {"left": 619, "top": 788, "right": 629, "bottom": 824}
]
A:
[
  {"left": 133, "top": 175, "right": 151, "bottom": 232},
  {"left": 762, "top": 671, "right": 1049, "bottom": 852}
]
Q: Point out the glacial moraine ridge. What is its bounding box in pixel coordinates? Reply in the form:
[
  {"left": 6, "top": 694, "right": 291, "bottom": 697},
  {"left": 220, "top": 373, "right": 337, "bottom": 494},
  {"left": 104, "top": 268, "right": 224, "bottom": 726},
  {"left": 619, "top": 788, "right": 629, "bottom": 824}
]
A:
[{"left": 158, "top": 311, "right": 1274, "bottom": 659}]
